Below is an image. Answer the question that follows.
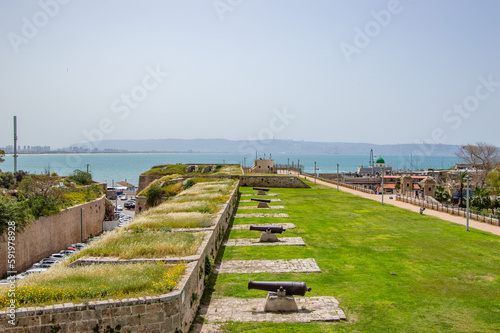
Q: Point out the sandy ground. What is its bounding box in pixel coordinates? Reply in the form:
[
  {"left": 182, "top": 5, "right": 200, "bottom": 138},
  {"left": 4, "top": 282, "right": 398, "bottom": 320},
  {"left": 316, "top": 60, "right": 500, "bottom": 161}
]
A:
[{"left": 299, "top": 174, "right": 500, "bottom": 236}]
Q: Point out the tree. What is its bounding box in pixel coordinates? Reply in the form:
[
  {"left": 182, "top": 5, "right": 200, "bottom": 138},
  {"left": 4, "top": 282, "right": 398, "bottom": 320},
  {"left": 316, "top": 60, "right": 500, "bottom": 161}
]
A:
[
  {"left": 146, "top": 182, "right": 163, "bottom": 208},
  {"left": 0, "top": 149, "right": 4, "bottom": 164},
  {"left": 435, "top": 185, "right": 451, "bottom": 203},
  {"left": 456, "top": 143, "right": 499, "bottom": 187},
  {"left": 0, "top": 195, "right": 34, "bottom": 236},
  {"left": 68, "top": 169, "right": 92, "bottom": 186},
  {"left": 457, "top": 171, "right": 469, "bottom": 208},
  {"left": 485, "top": 168, "right": 500, "bottom": 196},
  {"left": 0, "top": 172, "right": 15, "bottom": 189},
  {"left": 18, "top": 174, "right": 67, "bottom": 218}
]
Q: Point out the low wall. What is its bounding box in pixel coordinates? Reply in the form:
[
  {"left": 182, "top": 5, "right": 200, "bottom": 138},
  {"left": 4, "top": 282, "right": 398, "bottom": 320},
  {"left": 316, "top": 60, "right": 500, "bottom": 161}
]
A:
[
  {"left": 0, "top": 196, "right": 106, "bottom": 277},
  {"left": 304, "top": 174, "right": 376, "bottom": 194},
  {"left": 396, "top": 194, "right": 500, "bottom": 226},
  {"left": 1, "top": 183, "right": 240, "bottom": 332},
  {"left": 237, "top": 175, "right": 309, "bottom": 188}
]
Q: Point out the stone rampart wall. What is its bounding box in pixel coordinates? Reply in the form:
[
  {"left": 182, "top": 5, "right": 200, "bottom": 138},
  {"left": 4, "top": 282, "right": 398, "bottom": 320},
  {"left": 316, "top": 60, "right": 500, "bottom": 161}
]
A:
[
  {"left": 0, "top": 196, "right": 106, "bottom": 277},
  {"left": 1, "top": 183, "right": 239, "bottom": 332}
]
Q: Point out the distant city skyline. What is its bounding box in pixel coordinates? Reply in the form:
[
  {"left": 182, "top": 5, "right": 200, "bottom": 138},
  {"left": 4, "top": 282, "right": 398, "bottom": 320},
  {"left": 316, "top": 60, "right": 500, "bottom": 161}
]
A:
[{"left": 1, "top": 0, "right": 499, "bottom": 149}]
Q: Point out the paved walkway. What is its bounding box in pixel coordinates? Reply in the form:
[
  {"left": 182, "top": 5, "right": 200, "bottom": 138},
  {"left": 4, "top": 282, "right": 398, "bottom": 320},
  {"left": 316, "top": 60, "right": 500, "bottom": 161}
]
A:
[
  {"left": 214, "top": 258, "right": 320, "bottom": 274},
  {"left": 224, "top": 237, "right": 305, "bottom": 247},
  {"left": 301, "top": 174, "right": 500, "bottom": 236}
]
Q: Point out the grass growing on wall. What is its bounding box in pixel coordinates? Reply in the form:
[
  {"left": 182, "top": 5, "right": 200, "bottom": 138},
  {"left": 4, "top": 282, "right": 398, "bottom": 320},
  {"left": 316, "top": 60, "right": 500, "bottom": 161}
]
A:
[
  {"left": 208, "top": 183, "right": 500, "bottom": 333},
  {"left": 125, "top": 212, "right": 213, "bottom": 231},
  {"left": 71, "top": 231, "right": 205, "bottom": 260},
  {"left": 0, "top": 263, "right": 186, "bottom": 308}
]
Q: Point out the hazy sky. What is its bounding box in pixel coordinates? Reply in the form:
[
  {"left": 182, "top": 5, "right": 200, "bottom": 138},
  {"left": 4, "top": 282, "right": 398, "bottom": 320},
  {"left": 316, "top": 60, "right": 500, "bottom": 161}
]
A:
[{"left": 1, "top": 0, "right": 499, "bottom": 149}]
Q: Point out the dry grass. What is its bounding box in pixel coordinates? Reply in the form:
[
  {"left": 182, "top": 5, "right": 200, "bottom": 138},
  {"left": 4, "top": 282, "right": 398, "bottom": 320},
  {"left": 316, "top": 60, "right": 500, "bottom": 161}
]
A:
[
  {"left": 125, "top": 212, "right": 213, "bottom": 231},
  {"left": 0, "top": 263, "right": 186, "bottom": 308},
  {"left": 72, "top": 231, "right": 205, "bottom": 260}
]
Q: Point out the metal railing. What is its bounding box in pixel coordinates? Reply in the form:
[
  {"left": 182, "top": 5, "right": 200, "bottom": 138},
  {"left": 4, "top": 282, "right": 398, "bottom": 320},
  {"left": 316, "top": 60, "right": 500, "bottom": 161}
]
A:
[{"left": 396, "top": 194, "right": 500, "bottom": 226}]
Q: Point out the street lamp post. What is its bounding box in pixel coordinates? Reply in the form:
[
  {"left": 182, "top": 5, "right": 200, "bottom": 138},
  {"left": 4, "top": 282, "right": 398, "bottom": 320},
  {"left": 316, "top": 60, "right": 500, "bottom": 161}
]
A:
[
  {"left": 336, "top": 164, "right": 339, "bottom": 192},
  {"left": 466, "top": 175, "right": 470, "bottom": 231},
  {"left": 314, "top": 161, "right": 316, "bottom": 184},
  {"left": 381, "top": 173, "right": 384, "bottom": 205}
]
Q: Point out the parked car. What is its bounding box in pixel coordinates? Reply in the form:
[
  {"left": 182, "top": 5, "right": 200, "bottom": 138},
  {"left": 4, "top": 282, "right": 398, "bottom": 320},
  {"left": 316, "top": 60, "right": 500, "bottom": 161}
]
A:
[
  {"left": 124, "top": 201, "right": 135, "bottom": 209},
  {"left": 120, "top": 194, "right": 127, "bottom": 200},
  {"left": 49, "top": 253, "right": 66, "bottom": 261},
  {"left": 71, "top": 243, "right": 86, "bottom": 249},
  {"left": 39, "top": 258, "right": 59, "bottom": 264},
  {"left": 60, "top": 250, "right": 76, "bottom": 256},
  {"left": 117, "top": 205, "right": 123, "bottom": 211},
  {"left": 32, "top": 262, "right": 54, "bottom": 269},
  {"left": 23, "top": 268, "right": 47, "bottom": 275}
]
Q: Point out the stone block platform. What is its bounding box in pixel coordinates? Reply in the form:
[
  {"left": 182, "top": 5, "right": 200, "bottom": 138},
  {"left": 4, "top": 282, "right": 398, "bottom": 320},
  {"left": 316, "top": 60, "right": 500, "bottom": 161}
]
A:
[
  {"left": 214, "top": 258, "right": 320, "bottom": 274},
  {"left": 231, "top": 223, "right": 296, "bottom": 230},
  {"left": 241, "top": 194, "right": 279, "bottom": 197},
  {"left": 235, "top": 213, "right": 289, "bottom": 218},
  {"left": 239, "top": 199, "right": 282, "bottom": 202},
  {"left": 198, "top": 296, "right": 346, "bottom": 324},
  {"left": 239, "top": 205, "right": 285, "bottom": 210},
  {"left": 224, "top": 237, "right": 305, "bottom": 247}
]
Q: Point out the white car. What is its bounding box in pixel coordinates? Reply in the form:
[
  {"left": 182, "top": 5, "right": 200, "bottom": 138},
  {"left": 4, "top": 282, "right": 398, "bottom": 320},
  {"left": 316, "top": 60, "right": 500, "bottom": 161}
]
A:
[
  {"left": 120, "top": 194, "right": 127, "bottom": 200},
  {"left": 117, "top": 205, "right": 123, "bottom": 211},
  {"left": 49, "top": 253, "right": 66, "bottom": 261}
]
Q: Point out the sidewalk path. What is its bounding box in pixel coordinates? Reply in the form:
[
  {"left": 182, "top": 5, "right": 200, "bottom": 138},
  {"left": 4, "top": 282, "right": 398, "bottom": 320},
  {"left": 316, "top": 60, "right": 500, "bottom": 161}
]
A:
[{"left": 299, "top": 174, "right": 500, "bottom": 236}]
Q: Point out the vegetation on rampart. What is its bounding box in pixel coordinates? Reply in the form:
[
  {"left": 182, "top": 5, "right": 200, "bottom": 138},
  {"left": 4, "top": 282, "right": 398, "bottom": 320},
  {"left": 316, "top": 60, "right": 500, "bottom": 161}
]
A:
[
  {"left": 0, "top": 171, "right": 103, "bottom": 236},
  {"left": 0, "top": 262, "right": 186, "bottom": 308},
  {"left": 142, "top": 163, "right": 242, "bottom": 176}
]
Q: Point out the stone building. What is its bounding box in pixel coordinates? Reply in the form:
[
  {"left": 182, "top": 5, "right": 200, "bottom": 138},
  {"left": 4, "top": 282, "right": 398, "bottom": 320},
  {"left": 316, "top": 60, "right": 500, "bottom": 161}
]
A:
[{"left": 250, "top": 159, "right": 275, "bottom": 173}]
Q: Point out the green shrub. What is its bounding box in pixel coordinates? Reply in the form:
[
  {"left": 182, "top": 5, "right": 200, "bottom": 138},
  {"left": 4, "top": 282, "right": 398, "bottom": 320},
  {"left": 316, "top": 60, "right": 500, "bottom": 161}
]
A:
[
  {"left": 183, "top": 179, "right": 196, "bottom": 190},
  {"left": 146, "top": 183, "right": 163, "bottom": 207},
  {"left": 0, "top": 195, "right": 34, "bottom": 235},
  {"left": 67, "top": 170, "right": 92, "bottom": 186}
]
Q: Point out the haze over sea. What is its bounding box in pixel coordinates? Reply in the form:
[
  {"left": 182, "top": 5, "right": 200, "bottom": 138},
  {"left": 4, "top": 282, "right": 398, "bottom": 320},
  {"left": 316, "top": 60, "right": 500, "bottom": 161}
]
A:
[{"left": 1, "top": 153, "right": 459, "bottom": 187}]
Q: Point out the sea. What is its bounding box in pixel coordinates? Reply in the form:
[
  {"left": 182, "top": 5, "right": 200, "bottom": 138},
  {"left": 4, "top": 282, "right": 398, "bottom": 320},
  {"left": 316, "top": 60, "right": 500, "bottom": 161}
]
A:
[{"left": 0, "top": 153, "right": 459, "bottom": 187}]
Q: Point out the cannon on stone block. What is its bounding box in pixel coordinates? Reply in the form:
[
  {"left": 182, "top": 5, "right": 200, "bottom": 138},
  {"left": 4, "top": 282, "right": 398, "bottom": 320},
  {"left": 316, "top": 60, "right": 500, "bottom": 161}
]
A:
[
  {"left": 249, "top": 225, "right": 285, "bottom": 242},
  {"left": 251, "top": 198, "right": 271, "bottom": 208},
  {"left": 248, "top": 280, "right": 312, "bottom": 312},
  {"left": 253, "top": 187, "right": 270, "bottom": 195}
]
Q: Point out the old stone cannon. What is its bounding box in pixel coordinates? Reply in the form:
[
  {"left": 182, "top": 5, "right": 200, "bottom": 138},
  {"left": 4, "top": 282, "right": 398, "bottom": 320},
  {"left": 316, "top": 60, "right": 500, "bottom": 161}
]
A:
[
  {"left": 248, "top": 280, "right": 311, "bottom": 312},
  {"left": 251, "top": 198, "right": 271, "bottom": 208},
  {"left": 253, "top": 187, "right": 270, "bottom": 195}
]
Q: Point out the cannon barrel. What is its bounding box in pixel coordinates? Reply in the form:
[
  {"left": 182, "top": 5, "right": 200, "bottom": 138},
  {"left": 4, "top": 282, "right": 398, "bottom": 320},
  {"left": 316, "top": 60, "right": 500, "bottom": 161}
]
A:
[
  {"left": 251, "top": 198, "right": 271, "bottom": 203},
  {"left": 253, "top": 187, "right": 270, "bottom": 191},
  {"left": 249, "top": 225, "right": 284, "bottom": 234},
  {"left": 248, "top": 280, "right": 311, "bottom": 296}
]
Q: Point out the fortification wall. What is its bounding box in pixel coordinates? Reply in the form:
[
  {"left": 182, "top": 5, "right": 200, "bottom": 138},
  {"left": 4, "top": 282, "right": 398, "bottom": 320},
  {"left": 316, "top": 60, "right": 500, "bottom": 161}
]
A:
[
  {"left": 0, "top": 196, "right": 106, "bottom": 277},
  {"left": 1, "top": 184, "right": 239, "bottom": 332}
]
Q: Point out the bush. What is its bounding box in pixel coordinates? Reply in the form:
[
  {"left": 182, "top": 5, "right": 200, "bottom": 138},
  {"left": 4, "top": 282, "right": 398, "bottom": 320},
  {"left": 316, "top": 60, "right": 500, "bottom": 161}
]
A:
[
  {"left": 18, "top": 175, "right": 68, "bottom": 219},
  {"left": 146, "top": 183, "right": 163, "bottom": 207},
  {"left": 183, "top": 179, "right": 196, "bottom": 190},
  {"left": 67, "top": 170, "right": 92, "bottom": 186},
  {"left": 0, "top": 172, "right": 15, "bottom": 189},
  {"left": 0, "top": 195, "right": 34, "bottom": 236}
]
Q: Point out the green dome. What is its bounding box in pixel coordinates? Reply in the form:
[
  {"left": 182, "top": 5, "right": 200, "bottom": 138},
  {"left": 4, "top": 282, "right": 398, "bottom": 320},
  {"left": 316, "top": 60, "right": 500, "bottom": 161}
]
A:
[{"left": 376, "top": 157, "right": 385, "bottom": 164}]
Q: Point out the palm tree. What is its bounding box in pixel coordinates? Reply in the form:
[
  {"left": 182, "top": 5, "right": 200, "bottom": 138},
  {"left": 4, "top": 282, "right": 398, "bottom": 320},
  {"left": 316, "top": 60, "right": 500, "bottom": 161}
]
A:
[{"left": 458, "top": 171, "right": 468, "bottom": 208}]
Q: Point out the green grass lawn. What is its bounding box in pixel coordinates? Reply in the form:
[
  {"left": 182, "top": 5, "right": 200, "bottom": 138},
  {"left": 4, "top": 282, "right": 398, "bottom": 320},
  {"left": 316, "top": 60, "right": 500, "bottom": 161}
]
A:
[{"left": 206, "top": 182, "right": 500, "bottom": 332}]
